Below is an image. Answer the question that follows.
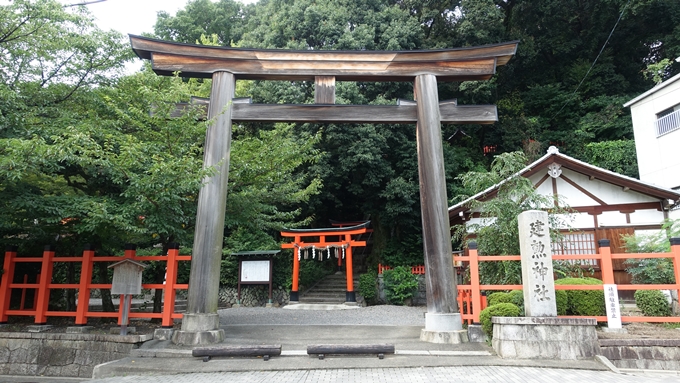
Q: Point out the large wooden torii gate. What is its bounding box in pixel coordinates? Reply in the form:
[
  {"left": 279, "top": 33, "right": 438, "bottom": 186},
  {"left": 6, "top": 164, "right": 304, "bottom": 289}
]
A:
[{"left": 129, "top": 35, "right": 517, "bottom": 345}]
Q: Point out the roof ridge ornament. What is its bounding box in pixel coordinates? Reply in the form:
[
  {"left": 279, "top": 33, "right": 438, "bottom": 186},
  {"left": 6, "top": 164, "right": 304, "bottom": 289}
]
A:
[
  {"left": 547, "top": 146, "right": 560, "bottom": 154},
  {"left": 547, "top": 163, "right": 562, "bottom": 179}
]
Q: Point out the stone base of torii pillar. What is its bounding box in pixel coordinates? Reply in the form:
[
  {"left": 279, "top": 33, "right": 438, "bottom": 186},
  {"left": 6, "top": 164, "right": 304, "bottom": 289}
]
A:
[{"left": 420, "top": 313, "right": 468, "bottom": 344}]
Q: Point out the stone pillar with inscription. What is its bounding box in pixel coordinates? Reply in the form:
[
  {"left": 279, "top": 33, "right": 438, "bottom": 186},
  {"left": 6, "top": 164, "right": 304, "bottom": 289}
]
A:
[
  {"left": 491, "top": 209, "right": 601, "bottom": 360},
  {"left": 518, "top": 210, "right": 557, "bottom": 317}
]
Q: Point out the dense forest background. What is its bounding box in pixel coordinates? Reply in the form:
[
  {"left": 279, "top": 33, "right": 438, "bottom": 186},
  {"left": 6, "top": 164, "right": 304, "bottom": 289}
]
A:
[{"left": 2, "top": 0, "right": 680, "bottom": 269}]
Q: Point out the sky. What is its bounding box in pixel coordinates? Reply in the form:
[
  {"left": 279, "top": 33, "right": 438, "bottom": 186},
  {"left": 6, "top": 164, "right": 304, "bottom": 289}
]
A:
[
  {"left": 60, "top": 0, "right": 256, "bottom": 36},
  {"left": 56, "top": 0, "right": 256, "bottom": 73}
]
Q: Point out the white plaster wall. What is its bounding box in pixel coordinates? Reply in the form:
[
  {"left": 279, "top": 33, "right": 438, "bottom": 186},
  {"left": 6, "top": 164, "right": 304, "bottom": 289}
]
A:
[
  {"left": 629, "top": 208, "right": 665, "bottom": 225},
  {"left": 560, "top": 169, "right": 658, "bottom": 204},
  {"left": 599, "top": 211, "right": 629, "bottom": 227},
  {"left": 670, "top": 209, "right": 680, "bottom": 220},
  {"left": 569, "top": 212, "right": 596, "bottom": 229},
  {"left": 629, "top": 78, "right": 680, "bottom": 189}
]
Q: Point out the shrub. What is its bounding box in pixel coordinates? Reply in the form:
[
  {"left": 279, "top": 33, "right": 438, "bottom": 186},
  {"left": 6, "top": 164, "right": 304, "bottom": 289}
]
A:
[
  {"left": 487, "top": 292, "right": 512, "bottom": 307},
  {"left": 555, "top": 290, "right": 568, "bottom": 316},
  {"left": 625, "top": 258, "right": 676, "bottom": 285},
  {"left": 508, "top": 290, "right": 524, "bottom": 308},
  {"left": 635, "top": 289, "right": 672, "bottom": 317},
  {"left": 383, "top": 266, "right": 419, "bottom": 305},
  {"left": 359, "top": 271, "right": 378, "bottom": 304},
  {"left": 479, "top": 303, "right": 521, "bottom": 338},
  {"left": 554, "top": 277, "right": 605, "bottom": 316},
  {"left": 489, "top": 289, "right": 566, "bottom": 315}
]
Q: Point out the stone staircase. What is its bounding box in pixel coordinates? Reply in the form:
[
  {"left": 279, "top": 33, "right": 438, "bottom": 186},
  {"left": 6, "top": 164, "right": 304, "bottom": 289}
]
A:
[{"left": 300, "top": 273, "right": 360, "bottom": 304}]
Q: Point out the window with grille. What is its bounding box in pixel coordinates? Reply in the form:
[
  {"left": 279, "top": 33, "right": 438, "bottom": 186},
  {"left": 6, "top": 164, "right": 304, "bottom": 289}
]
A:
[
  {"left": 656, "top": 104, "right": 680, "bottom": 137},
  {"left": 551, "top": 232, "right": 597, "bottom": 266}
]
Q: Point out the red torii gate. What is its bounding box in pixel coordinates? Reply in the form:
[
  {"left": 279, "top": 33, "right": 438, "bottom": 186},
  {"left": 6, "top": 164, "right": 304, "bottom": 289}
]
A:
[{"left": 280, "top": 221, "right": 370, "bottom": 303}]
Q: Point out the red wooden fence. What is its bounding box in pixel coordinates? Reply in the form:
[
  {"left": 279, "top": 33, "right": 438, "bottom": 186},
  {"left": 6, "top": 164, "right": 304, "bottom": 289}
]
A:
[
  {"left": 378, "top": 262, "right": 483, "bottom": 324},
  {"left": 380, "top": 238, "right": 680, "bottom": 325},
  {"left": 0, "top": 244, "right": 189, "bottom": 327}
]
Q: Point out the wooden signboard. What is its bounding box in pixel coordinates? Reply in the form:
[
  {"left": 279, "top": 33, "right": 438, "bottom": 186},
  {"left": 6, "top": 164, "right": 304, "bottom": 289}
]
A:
[
  {"left": 235, "top": 250, "right": 280, "bottom": 306},
  {"left": 240, "top": 260, "right": 271, "bottom": 283}
]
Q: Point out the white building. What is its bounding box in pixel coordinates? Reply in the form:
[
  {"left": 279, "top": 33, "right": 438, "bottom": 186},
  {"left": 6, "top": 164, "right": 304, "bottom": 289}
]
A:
[
  {"left": 624, "top": 73, "right": 680, "bottom": 199},
  {"left": 448, "top": 146, "right": 680, "bottom": 286}
]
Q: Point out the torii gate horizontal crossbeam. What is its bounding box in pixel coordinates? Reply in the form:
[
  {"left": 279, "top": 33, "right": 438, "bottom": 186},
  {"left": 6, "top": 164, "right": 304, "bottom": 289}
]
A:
[
  {"left": 231, "top": 103, "right": 497, "bottom": 124},
  {"left": 129, "top": 35, "right": 518, "bottom": 82}
]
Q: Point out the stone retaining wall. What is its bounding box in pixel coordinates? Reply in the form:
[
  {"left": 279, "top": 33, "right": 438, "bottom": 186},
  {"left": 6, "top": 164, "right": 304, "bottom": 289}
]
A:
[
  {"left": 491, "top": 317, "right": 600, "bottom": 359},
  {"left": 0, "top": 332, "right": 151, "bottom": 378},
  {"left": 218, "top": 285, "right": 290, "bottom": 307},
  {"left": 599, "top": 339, "right": 680, "bottom": 370}
]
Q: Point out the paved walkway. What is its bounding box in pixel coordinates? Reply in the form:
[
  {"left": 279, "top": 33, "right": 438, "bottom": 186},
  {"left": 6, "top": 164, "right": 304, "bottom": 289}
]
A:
[{"left": 86, "top": 366, "right": 680, "bottom": 383}]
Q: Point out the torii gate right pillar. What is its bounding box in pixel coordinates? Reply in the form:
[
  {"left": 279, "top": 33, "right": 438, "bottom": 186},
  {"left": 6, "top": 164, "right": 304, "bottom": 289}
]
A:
[{"left": 415, "top": 74, "right": 467, "bottom": 343}]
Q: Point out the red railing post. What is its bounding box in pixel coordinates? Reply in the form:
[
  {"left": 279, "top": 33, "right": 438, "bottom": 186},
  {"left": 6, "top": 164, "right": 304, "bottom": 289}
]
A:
[
  {"left": 468, "top": 242, "right": 482, "bottom": 323},
  {"left": 291, "top": 236, "right": 300, "bottom": 302},
  {"left": 75, "top": 244, "right": 95, "bottom": 325},
  {"left": 598, "top": 239, "right": 615, "bottom": 285},
  {"left": 670, "top": 238, "right": 680, "bottom": 302},
  {"left": 0, "top": 246, "right": 18, "bottom": 323},
  {"left": 345, "top": 234, "right": 355, "bottom": 302},
  {"left": 161, "top": 243, "right": 179, "bottom": 327},
  {"left": 34, "top": 245, "right": 55, "bottom": 324}
]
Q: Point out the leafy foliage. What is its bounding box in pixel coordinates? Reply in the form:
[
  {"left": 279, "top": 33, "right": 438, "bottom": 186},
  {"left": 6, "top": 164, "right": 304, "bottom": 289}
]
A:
[
  {"left": 487, "top": 289, "right": 566, "bottom": 316},
  {"left": 580, "top": 139, "right": 638, "bottom": 178},
  {"left": 4, "top": 0, "right": 680, "bottom": 305},
  {"left": 634, "top": 289, "right": 672, "bottom": 317},
  {"left": 554, "top": 277, "right": 605, "bottom": 316},
  {"left": 479, "top": 302, "right": 521, "bottom": 339},
  {"left": 359, "top": 271, "right": 378, "bottom": 304},
  {"left": 453, "top": 151, "right": 572, "bottom": 285},
  {"left": 382, "top": 266, "right": 419, "bottom": 305},
  {"left": 623, "top": 220, "right": 679, "bottom": 284}
]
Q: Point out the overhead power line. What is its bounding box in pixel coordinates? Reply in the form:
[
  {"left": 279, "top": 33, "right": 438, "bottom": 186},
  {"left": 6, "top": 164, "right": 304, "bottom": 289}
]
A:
[
  {"left": 549, "top": 0, "right": 632, "bottom": 122},
  {"left": 63, "top": 0, "right": 107, "bottom": 7}
]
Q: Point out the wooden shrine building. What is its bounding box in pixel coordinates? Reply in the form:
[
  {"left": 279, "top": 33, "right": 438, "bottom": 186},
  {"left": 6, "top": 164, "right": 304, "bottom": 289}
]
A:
[{"left": 129, "top": 35, "right": 518, "bottom": 344}]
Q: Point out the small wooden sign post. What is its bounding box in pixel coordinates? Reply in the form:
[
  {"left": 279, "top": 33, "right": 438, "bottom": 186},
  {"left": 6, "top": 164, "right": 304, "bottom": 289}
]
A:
[
  {"left": 108, "top": 259, "right": 147, "bottom": 335},
  {"left": 235, "top": 250, "right": 280, "bottom": 307}
]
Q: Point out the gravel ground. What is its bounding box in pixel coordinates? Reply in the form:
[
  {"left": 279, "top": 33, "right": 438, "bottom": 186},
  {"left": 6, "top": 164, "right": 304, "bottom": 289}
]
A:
[{"left": 219, "top": 305, "right": 427, "bottom": 326}]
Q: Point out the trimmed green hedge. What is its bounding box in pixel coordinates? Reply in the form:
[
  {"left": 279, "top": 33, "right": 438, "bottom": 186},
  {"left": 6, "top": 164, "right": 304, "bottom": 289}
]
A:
[
  {"left": 554, "top": 277, "right": 605, "bottom": 316},
  {"left": 488, "top": 289, "right": 566, "bottom": 315},
  {"left": 487, "top": 292, "right": 512, "bottom": 307},
  {"left": 635, "top": 289, "right": 671, "bottom": 317},
  {"left": 479, "top": 302, "right": 521, "bottom": 338}
]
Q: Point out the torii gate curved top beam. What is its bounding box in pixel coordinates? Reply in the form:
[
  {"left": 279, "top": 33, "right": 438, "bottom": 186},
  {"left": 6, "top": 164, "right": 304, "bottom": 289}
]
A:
[{"left": 129, "top": 35, "right": 518, "bottom": 82}]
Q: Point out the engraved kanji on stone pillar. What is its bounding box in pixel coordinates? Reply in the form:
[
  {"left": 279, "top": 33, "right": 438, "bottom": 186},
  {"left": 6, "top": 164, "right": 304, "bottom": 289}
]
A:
[{"left": 518, "top": 210, "right": 557, "bottom": 317}]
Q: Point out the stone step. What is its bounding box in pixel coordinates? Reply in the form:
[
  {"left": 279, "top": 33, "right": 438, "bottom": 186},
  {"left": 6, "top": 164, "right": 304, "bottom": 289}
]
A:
[
  {"left": 308, "top": 288, "right": 352, "bottom": 293},
  {"left": 299, "top": 297, "right": 346, "bottom": 304},
  {"left": 302, "top": 294, "right": 346, "bottom": 300}
]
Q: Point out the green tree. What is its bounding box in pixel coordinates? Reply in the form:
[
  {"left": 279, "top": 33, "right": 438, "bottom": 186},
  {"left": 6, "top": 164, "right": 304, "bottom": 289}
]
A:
[
  {"left": 154, "top": 0, "right": 249, "bottom": 46},
  {"left": 452, "top": 151, "right": 571, "bottom": 284},
  {"left": 580, "top": 139, "right": 638, "bottom": 178}
]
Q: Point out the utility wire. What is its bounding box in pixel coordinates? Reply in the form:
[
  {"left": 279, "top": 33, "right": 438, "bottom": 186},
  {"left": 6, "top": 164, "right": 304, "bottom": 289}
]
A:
[
  {"left": 549, "top": 0, "right": 631, "bottom": 122},
  {"left": 63, "top": 0, "right": 107, "bottom": 7}
]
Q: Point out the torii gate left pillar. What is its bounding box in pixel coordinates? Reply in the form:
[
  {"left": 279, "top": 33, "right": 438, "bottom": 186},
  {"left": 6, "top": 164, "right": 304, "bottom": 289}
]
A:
[{"left": 172, "top": 71, "right": 234, "bottom": 345}]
